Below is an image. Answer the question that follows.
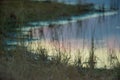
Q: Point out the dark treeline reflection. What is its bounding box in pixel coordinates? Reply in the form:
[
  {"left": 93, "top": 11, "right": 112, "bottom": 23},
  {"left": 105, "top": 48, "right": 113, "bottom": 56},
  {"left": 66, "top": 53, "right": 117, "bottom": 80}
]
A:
[{"left": 110, "top": 0, "right": 119, "bottom": 10}]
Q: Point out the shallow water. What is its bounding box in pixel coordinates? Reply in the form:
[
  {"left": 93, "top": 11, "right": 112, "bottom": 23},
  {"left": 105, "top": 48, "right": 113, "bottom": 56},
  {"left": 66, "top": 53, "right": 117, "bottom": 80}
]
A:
[
  {"left": 11, "top": 0, "right": 120, "bottom": 68},
  {"left": 21, "top": 10, "right": 120, "bottom": 68}
]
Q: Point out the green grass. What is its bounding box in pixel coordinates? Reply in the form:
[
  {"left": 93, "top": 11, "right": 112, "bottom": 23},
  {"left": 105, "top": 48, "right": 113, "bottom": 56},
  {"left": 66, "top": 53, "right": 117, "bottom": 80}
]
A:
[
  {"left": 0, "top": 46, "right": 116, "bottom": 80},
  {"left": 0, "top": 0, "right": 94, "bottom": 23}
]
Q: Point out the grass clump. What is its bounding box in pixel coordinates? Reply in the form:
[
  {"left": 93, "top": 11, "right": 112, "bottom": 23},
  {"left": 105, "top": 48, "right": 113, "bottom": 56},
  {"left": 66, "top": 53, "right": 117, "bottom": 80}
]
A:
[{"left": 0, "top": 46, "right": 116, "bottom": 80}]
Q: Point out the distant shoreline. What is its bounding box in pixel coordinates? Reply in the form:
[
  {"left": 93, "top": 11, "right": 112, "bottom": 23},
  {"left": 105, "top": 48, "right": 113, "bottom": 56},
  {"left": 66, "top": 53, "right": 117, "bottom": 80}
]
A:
[
  {"left": 21, "top": 11, "right": 117, "bottom": 30},
  {"left": 0, "top": 0, "right": 94, "bottom": 23},
  {"left": 0, "top": 0, "right": 117, "bottom": 27}
]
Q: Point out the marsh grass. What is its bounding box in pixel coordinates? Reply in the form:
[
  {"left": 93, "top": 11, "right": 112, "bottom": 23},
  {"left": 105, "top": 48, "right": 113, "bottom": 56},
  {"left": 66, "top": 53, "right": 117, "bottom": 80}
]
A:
[
  {"left": 107, "top": 49, "right": 120, "bottom": 80},
  {"left": 0, "top": 0, "right": 119, "bottom": 80},
  {"left": 0, "top": 45, "right": 117, "bottom": 80},
  {"left": 114, "top": 63, "right": 120, "bottom": 80}
]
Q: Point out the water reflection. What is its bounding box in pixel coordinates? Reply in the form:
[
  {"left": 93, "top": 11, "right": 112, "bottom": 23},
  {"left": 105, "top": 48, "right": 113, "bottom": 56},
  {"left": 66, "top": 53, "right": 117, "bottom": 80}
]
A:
[
  {"left": 25, "top": 10, "right": 120, "bottom": 68},
  {"left": 59, "top": 0, "right": 119, "bottom": 9}
]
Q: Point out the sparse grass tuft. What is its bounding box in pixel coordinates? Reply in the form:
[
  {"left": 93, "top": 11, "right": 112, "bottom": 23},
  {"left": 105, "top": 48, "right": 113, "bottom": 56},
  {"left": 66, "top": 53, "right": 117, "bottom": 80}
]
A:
[{"left": 0, "top": 46, "right": 117, "bottom": 80}]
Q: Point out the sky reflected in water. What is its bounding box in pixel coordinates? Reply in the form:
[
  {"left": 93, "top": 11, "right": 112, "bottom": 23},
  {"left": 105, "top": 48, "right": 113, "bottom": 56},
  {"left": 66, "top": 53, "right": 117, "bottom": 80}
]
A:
[
  {"left": 24, "top": 0, "right": 120, "bottom": 68},
  {"left": 26, "top": 10, "right": 120, "bottom": 68}
]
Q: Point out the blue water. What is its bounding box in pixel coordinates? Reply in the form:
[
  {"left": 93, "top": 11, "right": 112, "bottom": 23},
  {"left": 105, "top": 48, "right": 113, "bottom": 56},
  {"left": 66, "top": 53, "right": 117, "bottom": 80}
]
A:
[
  {"left": 19, "top": 10, "right": 120, "bottom": 50},
  {"left": 59, "top": 0, "right": 120, "bottom": 9},
  {"left": 7, "top": 0, "right": 120, "bottom": 52},
  {"left": 5, "top": 0, "right": 120, "bottom": 68}
]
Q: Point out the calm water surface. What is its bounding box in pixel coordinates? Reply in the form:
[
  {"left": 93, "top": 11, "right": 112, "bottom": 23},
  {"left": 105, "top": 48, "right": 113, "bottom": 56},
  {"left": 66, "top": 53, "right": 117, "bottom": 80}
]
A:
[{"left": 22, "top": 0, "right": 120, "bottom": 68}]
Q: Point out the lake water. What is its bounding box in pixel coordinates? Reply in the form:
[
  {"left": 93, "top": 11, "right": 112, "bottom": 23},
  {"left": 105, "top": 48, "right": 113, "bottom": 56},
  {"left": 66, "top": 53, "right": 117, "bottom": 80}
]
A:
[
  {"left": 11, "top": 0, "right": 120, "bottom": 68},
  {"left": 58, "top": 0, "right": 119, "bottom": 8}
]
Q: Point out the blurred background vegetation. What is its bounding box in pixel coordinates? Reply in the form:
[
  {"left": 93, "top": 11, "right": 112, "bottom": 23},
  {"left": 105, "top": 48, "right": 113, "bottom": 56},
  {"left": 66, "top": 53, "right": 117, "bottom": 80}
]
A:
[{"left": 0, "top": 0, "right": 120, "bottom": 80}]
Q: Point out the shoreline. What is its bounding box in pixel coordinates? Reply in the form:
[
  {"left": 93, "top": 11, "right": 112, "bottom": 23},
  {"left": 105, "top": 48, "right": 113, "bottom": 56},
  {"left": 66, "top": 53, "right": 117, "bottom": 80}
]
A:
[
  {"left": 20, "top": 11, "right": 117, "bottom": 31},
  {"left": 0, "top": 0, "right": 94, "bottom": 23}
]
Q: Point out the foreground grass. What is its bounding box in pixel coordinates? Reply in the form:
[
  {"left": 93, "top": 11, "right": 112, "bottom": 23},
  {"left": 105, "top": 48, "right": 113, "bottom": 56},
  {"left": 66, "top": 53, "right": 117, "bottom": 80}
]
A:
[{"left": 0, "top": 46, "right": 118, "bottom": 80}]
